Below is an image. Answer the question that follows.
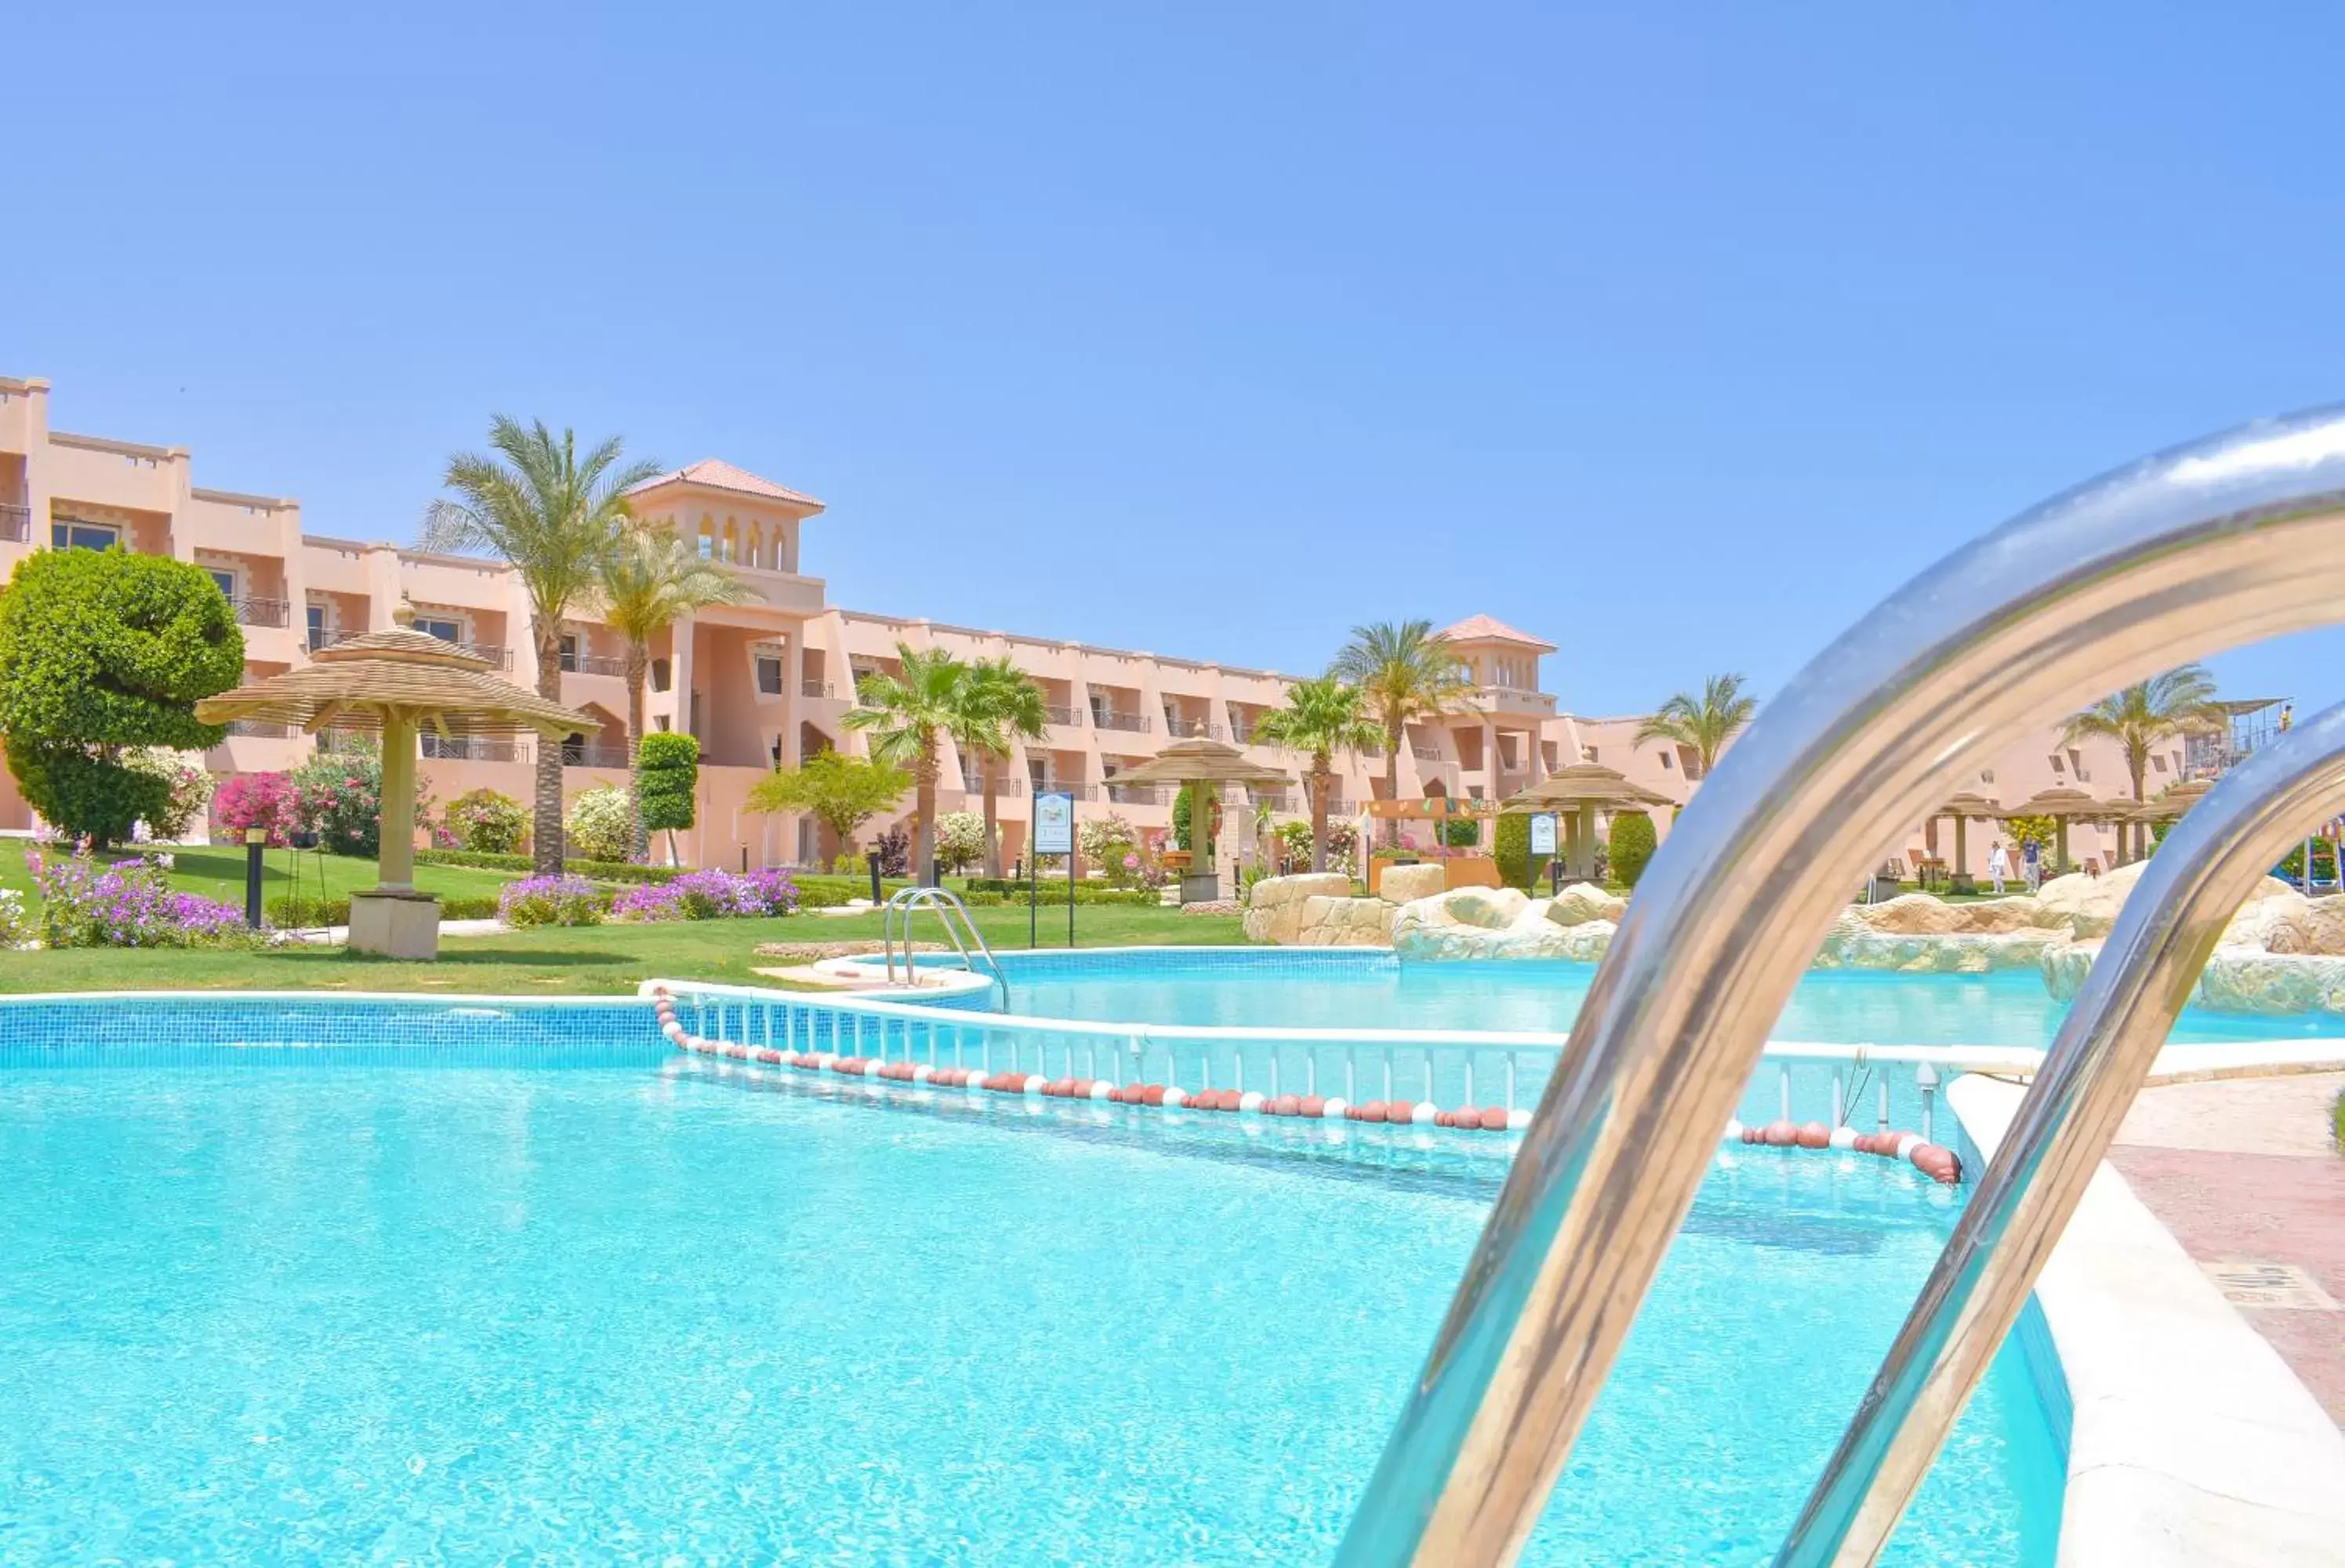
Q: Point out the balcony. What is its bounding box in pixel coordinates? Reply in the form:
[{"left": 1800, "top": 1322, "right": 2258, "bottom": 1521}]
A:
[
  {"left": 231, "top": 596, "right": 291, "bottom": 629},
  {"left": 0, "top": 503, "right": 27, "bottom": 543},
  {"left": 1044, "top": 703, "right": 1083, "bottom": 728},
  {"left": 802, "top": 679, "right": 836, "bottom": 699},
  {"left": 1163, "top": 716, "right": 1223, "bottom": 739},
  {"left": 1411, "top": 742, "right": 1441, "bottom": 760},
  {"left": 455, "top": 641, "right": 514, "bottom": 671},
  {"left": 960, "top": 771, "right": 1026, "bottom": 795},
  {"left": 1104, "top": 781, "right": 1163, "bottom": 805},
  {"left": 1033, "top": 780, "right": 1097, "bottom": 800},
  {"left": 1093, "top": 710, "right": 1151, "bottom": 733},
  {"left": 423, "top": 734, "right": 528, "bottom": 764},
  {"left": 562, "top": 741, "right": 632, "bottom": 769},
  {"left": 1476, "top": 684, "right": 1556, "bottom": 715},
  {"left": 559, "top": 650, "right": 630, "bottom": 677}
]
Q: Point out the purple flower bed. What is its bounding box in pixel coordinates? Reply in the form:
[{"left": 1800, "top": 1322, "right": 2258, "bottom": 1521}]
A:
[
  {"left": 29, "top": 851, "right": 252, "bottom": 949},
  {"left": 497, "top": 875, "right": 608, "bottom": 929},
  {"left": 612, "top": 867, "right": 799, "bottom": 922}
]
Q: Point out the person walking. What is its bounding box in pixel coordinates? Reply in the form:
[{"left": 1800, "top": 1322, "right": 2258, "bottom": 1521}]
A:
[
  {"left": 2021, "top": 837, "right": 2043, "bottom": 894},
  {"left": 1986, "top": 838, "right": 2012, "bottom": 895}
]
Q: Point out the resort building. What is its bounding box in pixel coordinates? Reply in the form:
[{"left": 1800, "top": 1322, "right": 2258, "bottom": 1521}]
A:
[{"left": 0, "top": 373, "right": 2276, "bottom": 878}]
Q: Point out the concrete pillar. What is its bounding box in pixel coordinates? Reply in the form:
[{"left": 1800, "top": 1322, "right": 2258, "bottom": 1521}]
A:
[
  {"left": 378, "top": 710, "right": 417, "bottom": 891},
  {"left": 672, "top": 615, "right": 696, "bottom": 740}
]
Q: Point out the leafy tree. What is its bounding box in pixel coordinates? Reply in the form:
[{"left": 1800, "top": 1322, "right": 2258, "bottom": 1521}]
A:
[
  {"left": 747, "top": 750, "right": 909, "bottom": 861},
  {"left": 841, "top": 642, "right": 971, "bottom": 885},
  {"left": 2063, "top": 665, "right": 2225, "bottom": 804},
  {"left": 595, "top": 525, "right": 749, "bottom": 857},
  {"left": 423, "top": 417, "right": 659, "bottom": 873},
  {"left": 1254, "top": 676, "right": 1381, "bottom": 873},
  {"left": 1333, "top": 620, "right": 1476, "bottom": 844},
  {"left": 1609, "top": 811, "right": 1657, "bottom": 888},
  {"left": 959, "top": 657, "right": 1048, "bottom": 879},
  {"left": 1635, "top": 673, "right": 1755, "bottom": 778},
  {"left": 0, "top": 549, "right": 243, "bottom": 846},
  {"left": 637, "top": 731, "right": 699, "bottom": 864}
]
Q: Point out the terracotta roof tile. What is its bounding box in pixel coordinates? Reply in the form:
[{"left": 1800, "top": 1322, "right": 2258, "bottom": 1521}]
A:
[
  {"left": 630, "top": 459, "right": 824, "bottom": 510},
  {"left": 1438, "top": 613, "right": 1555, "bottom": 652}
]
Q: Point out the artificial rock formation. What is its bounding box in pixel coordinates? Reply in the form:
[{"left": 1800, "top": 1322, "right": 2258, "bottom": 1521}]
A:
[
  {"left": 1295, "top": 895, "right": 1396, "bottom": 947},
  {"left": 1242, "top": 873, "right": 1354, "bottom": 945},
  {"left": 1377, "top": 862, "right": 1449, "bottom": 906}
]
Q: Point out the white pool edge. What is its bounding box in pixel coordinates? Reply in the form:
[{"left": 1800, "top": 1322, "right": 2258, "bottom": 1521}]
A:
[{"left": 1948, "top": 1076, "right": 2345, "bottom": 1567}]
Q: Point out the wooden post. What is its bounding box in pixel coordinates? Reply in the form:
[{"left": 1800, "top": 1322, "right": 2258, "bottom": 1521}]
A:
[{"left": 379, "top": 709, "right": 418, "bottom": 891}]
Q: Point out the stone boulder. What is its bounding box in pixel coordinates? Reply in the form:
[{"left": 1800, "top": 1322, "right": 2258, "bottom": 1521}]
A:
[
  {"left": 2191, "top": 951, "right": 2345, "bottom": 1015},
  {"left": 1851, "top": 893, "right": 2045, "bottom": 936},
  {"left": 1427, "top": 886, "right": 1530, "bottom": 930},
  {"left": 1816, "top": 916, "right": 2073, "bottom": 974},
  {"left": 1296, "top": 895, "right": 1393, "bottom": 948},
  {"left": 1390, "top": 889, "right": 1608, "bottom": 960},
  {"left": 1545, "top": 882, "right": 1627, "bottom": 927},
  {"left": 1243, "top": 873, "right": 1354, "bottom": 945},
  {"left": 1377, "top": 862, "right": 1448, "bottom": 906}
]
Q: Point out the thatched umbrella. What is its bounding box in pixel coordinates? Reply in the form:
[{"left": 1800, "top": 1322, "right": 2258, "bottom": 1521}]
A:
[
  {"left": 1935, "top": 791, "right": 2001, "bottom": 886},
  {"left": 1113, "top": 737, "right": 1293, "bottom": 902},
  {"left": 1505, "top": 763, "right": 1676, "bottom": 880},
  {"left": 2115, "top": 776, "right": 2214, "bottom": 862},
  {"left": 196, "top": 609, "right": 598, "bottom": 956},
  {"left": 1996, "top": 786, "right": 2115, "bottom": 873}
]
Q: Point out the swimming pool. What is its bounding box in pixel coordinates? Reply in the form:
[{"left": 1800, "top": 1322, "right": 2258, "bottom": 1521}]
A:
[{"left": 0, "top": 992, "right": 2062, "bottom": 1565}]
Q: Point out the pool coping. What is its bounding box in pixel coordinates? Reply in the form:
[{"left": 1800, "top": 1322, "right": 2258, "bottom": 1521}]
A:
[{"left": 1948, "top": 1076, "right": 2345, "bottom": 1566}]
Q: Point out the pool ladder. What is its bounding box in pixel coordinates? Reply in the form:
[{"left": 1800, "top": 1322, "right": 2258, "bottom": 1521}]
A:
[
  {"left": 881, "top": 887, "right": 1010, "bottom": 1007},
  {"left": 1334, "top": 403, "right": 2345, "bottom": 1568}
]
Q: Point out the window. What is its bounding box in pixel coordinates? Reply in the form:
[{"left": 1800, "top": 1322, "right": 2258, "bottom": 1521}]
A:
[
  {"left": 415, "top": 617, "right": 462, "bottom": 645},
  {"left": 651, "top": 658, "right": 672, "bottom": 693},
  {"left": 558, "top": 633, "right": 579, "bottom": 672},
  {"left": 2047, "top": 753, "right": 2065, "bottom": 774},
  {"left": 1657, "top": 751, "right": 1673, "bottom": 769},
  {"left": 307, "top": 604, "right": 328, "bottom": 652},
  {"left": 2151, "top": 754, "right": 2169, "bottom": 774},
  {"left": 51, "top": 519, "right": 120, "bottom": 552},
  {"left": 756, "top": 656, "right": 784, "bottom": 695},
  {"left": 654, "top": 714, "right": 670, "bottom": 731},
  {"left": 206, "top": 568, "right": 238, "bottom": 600}
]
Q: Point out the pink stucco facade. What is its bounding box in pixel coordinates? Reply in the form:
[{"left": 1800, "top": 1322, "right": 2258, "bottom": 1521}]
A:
[{"left": 0, "top": 373, "right": 2248, "bottom": 876}]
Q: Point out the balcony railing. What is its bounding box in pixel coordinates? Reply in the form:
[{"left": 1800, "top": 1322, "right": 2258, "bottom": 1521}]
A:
[
  {"left": 308, "top": 626, "right": 359, "bottom": 653},
  {"left": 1093, "top": 710, "right": 1151, "bottom": 733},
  {"left": 1229, "top": 721, "right": 1256, "bottom": 743},
  {"left": 559, "top": 650, "right": 630, "bottom": 677},
  {"left": 223, "top": 720, "right": 298, "bottom": 739},
  {"left": 1412, "top": 743, "right": 1442, "bottom": 760},
  {"left": 0, "top": 503, "right": 29, "bottom": 543},
  {"left": 455, "top": 641, "right": 514, "bottom": 670},
  {"left": 1477, "top": 683, "right": 1557, "bottom": 714},
  {"left": 232, "top": 596, "right": 291, "bottom": 629},
  {"left": 802, "top": 679, "right": 835, "bottom": 699},
  {"left": 1104, "top": 781, "right": 1163, "bottom": 805},
  {"left": 960, "top": 771, "right": 1027, "bottom": 795},
  {"left": 1163, "top": 716, "right": 1223, "bottom": 739},
  {"left": 561, "top": 741, "right": 632, "bottom": 769},
  {"left": 1032, "top": 780, "right": 1097, "bottom": 800},
  {"left": 1044, "top": 703, "right": 1083, "bottom": 727},
  {"left": 423, "top": 734, "right": 528, "bottom": 764}
]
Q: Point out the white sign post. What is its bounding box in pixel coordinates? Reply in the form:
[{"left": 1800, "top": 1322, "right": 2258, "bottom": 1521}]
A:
[{"left": 1033, "top": 790, "right": 1076, "bottom": 947}]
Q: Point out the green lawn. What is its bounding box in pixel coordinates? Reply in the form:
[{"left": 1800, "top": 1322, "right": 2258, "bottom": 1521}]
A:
[
  {"left": 0, "top": 902, "right": 1251, "bottom": 996},
  {"left": 0, "top": 840, "right": 518, "bottom": 909}
]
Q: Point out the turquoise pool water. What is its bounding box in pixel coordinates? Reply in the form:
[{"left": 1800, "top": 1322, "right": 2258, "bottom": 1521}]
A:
[{"left": 0, "top": 1002, "right": 2061, "bottom": 1566}]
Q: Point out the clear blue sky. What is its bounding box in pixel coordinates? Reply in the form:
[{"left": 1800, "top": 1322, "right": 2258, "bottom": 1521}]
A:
[{"left": 9, "top": 2, "right": 2344, "bottom": 715}]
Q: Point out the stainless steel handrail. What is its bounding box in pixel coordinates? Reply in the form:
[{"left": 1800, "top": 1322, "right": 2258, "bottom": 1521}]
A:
[
  {"left": 1334, "top": 404, "right": 2345, "bottom": 1568},
  {"left": 882, "top": 886, "right": 1010, "bottom": 1007},
  {"left": 1779, "top": 698, "right": 2345, "bottom": 1563}
]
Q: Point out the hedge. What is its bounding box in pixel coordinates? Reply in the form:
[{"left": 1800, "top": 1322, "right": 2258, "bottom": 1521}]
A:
[
  {"left": 417, "top": 848, "right": 694, "bottom": 886},
  {"left": 267, "top": 893, "right": 506, "bottom": 927},
  {"left": 1610, "top": 811, "right": 1657, "bottom": 888},
  {"left": 1494, "top": 813, "right": 1550, "bottom": 891}
]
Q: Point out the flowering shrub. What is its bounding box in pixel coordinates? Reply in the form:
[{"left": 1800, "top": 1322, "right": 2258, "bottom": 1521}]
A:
[
  {"left": 213, "top": 771, "right": 296, "bottom": 846},
  {"left": 0, "top": 888, "right": 26, "bottom": 949},
  {"left": 126, "top": 751, "right": 216, "bottom": 840},
  {"left": 289, "top": 747, "right": 383, "bottom": 857},
  {"left": 565, "top": 786, "right": 635, "bottom": 863},
  {"left": 497, "top": 874, "right": 608, "bottom": 928},
  {"left": 612, "top": 867, "right": 799, "bottom": 922},
  {"left": 934, "top": 811, "right": 989, "bottom": 874},
  {"left": 446, "top": 788, "right": 528, "bottom": 855},
  {"left": 28, "top": 851, "right": 251, "bottom": 948}
]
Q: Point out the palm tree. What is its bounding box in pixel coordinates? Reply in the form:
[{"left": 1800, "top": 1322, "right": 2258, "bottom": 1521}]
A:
[
  {"left": 1333, "top": 619, "right": 1476, "bottom": 842},
  {"left": 423, "top": 418, "right": 657, "bottom": 873},
  {"left": 842, "top": 642, "right": 971, "bottom": 885},
  {"left": 595, "top": 524, "right": 752, "bottom": 859},
  {"left": 959, "top": 657, "right": 1048, "bottom": 879},
  {"left": 1255, "top": 677, "right": 1382, "bottom": 873},
  {"left": 2064, "top": 664, "right": 2225, "bottom": 803},
  {"left": 1635, "top": 673, "right": 1756, "bottom": 779}
]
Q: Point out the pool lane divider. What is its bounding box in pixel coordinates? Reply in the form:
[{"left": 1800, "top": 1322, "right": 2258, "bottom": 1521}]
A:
[{"left": 649, "top": 989, "right": 1962, "bottom": 1181}]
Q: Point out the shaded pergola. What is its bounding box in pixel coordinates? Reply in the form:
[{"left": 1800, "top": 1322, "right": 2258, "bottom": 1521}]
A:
[
  {"left": 196, "top": 612, "right": 598, "bottom": 957},
  {"left": 2114, "top": 777, "right": 2215, "bottom": 862},
  {"left": 1995, "top": 786, "right": 2116, "bottom": 873},
  {"left": 1504, "top": 763, "right": 1675, "bottom": 881},
  {"left": 1112, "top": 737, "right": 1293, "bottom": 901},
  {"left": 1933, "top": 791, "right": 2002, "bottom": 887}
]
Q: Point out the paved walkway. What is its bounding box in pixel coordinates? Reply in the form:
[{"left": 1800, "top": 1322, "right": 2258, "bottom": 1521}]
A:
[{"left": 2109, "top": 1070, "right": 2345, "bottom": 1425}]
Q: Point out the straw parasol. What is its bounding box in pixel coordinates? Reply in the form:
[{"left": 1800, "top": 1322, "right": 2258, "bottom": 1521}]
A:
[
  {"left": 2113, "top": 776, "right": 2214, "bottom": 861},
  {"left": 1934, "top": 790, "right": 2001, "bottom": 884},
  {"left": 1504, "top": 763, "right": 1676, "bottom": 880},
  {"left": 195, "top": 606, "right": 598, "bottom": 956},
  {"left": 1995, "top": 786, "right": 2114, "bottom": 872},
  {"left": 1113, "top": 737, "right": 1293, "bottom": 900}
]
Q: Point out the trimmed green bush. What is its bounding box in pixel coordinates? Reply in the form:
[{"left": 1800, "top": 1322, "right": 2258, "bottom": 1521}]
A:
[
  {"left": 637, "top": 732, "right": 699, "bottom": 834},
  {"left": 1494, "top": 813, "right": 1551, "bottom": 891},
  {"left": 0, "top": 548, "right": 244, "bottom": 845},
  {"left": 266, "top": 893, "right": 506, "bottom": 927},
  {"left": 1610, "top": 811, "right": 1657, "bottom": 888}
]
